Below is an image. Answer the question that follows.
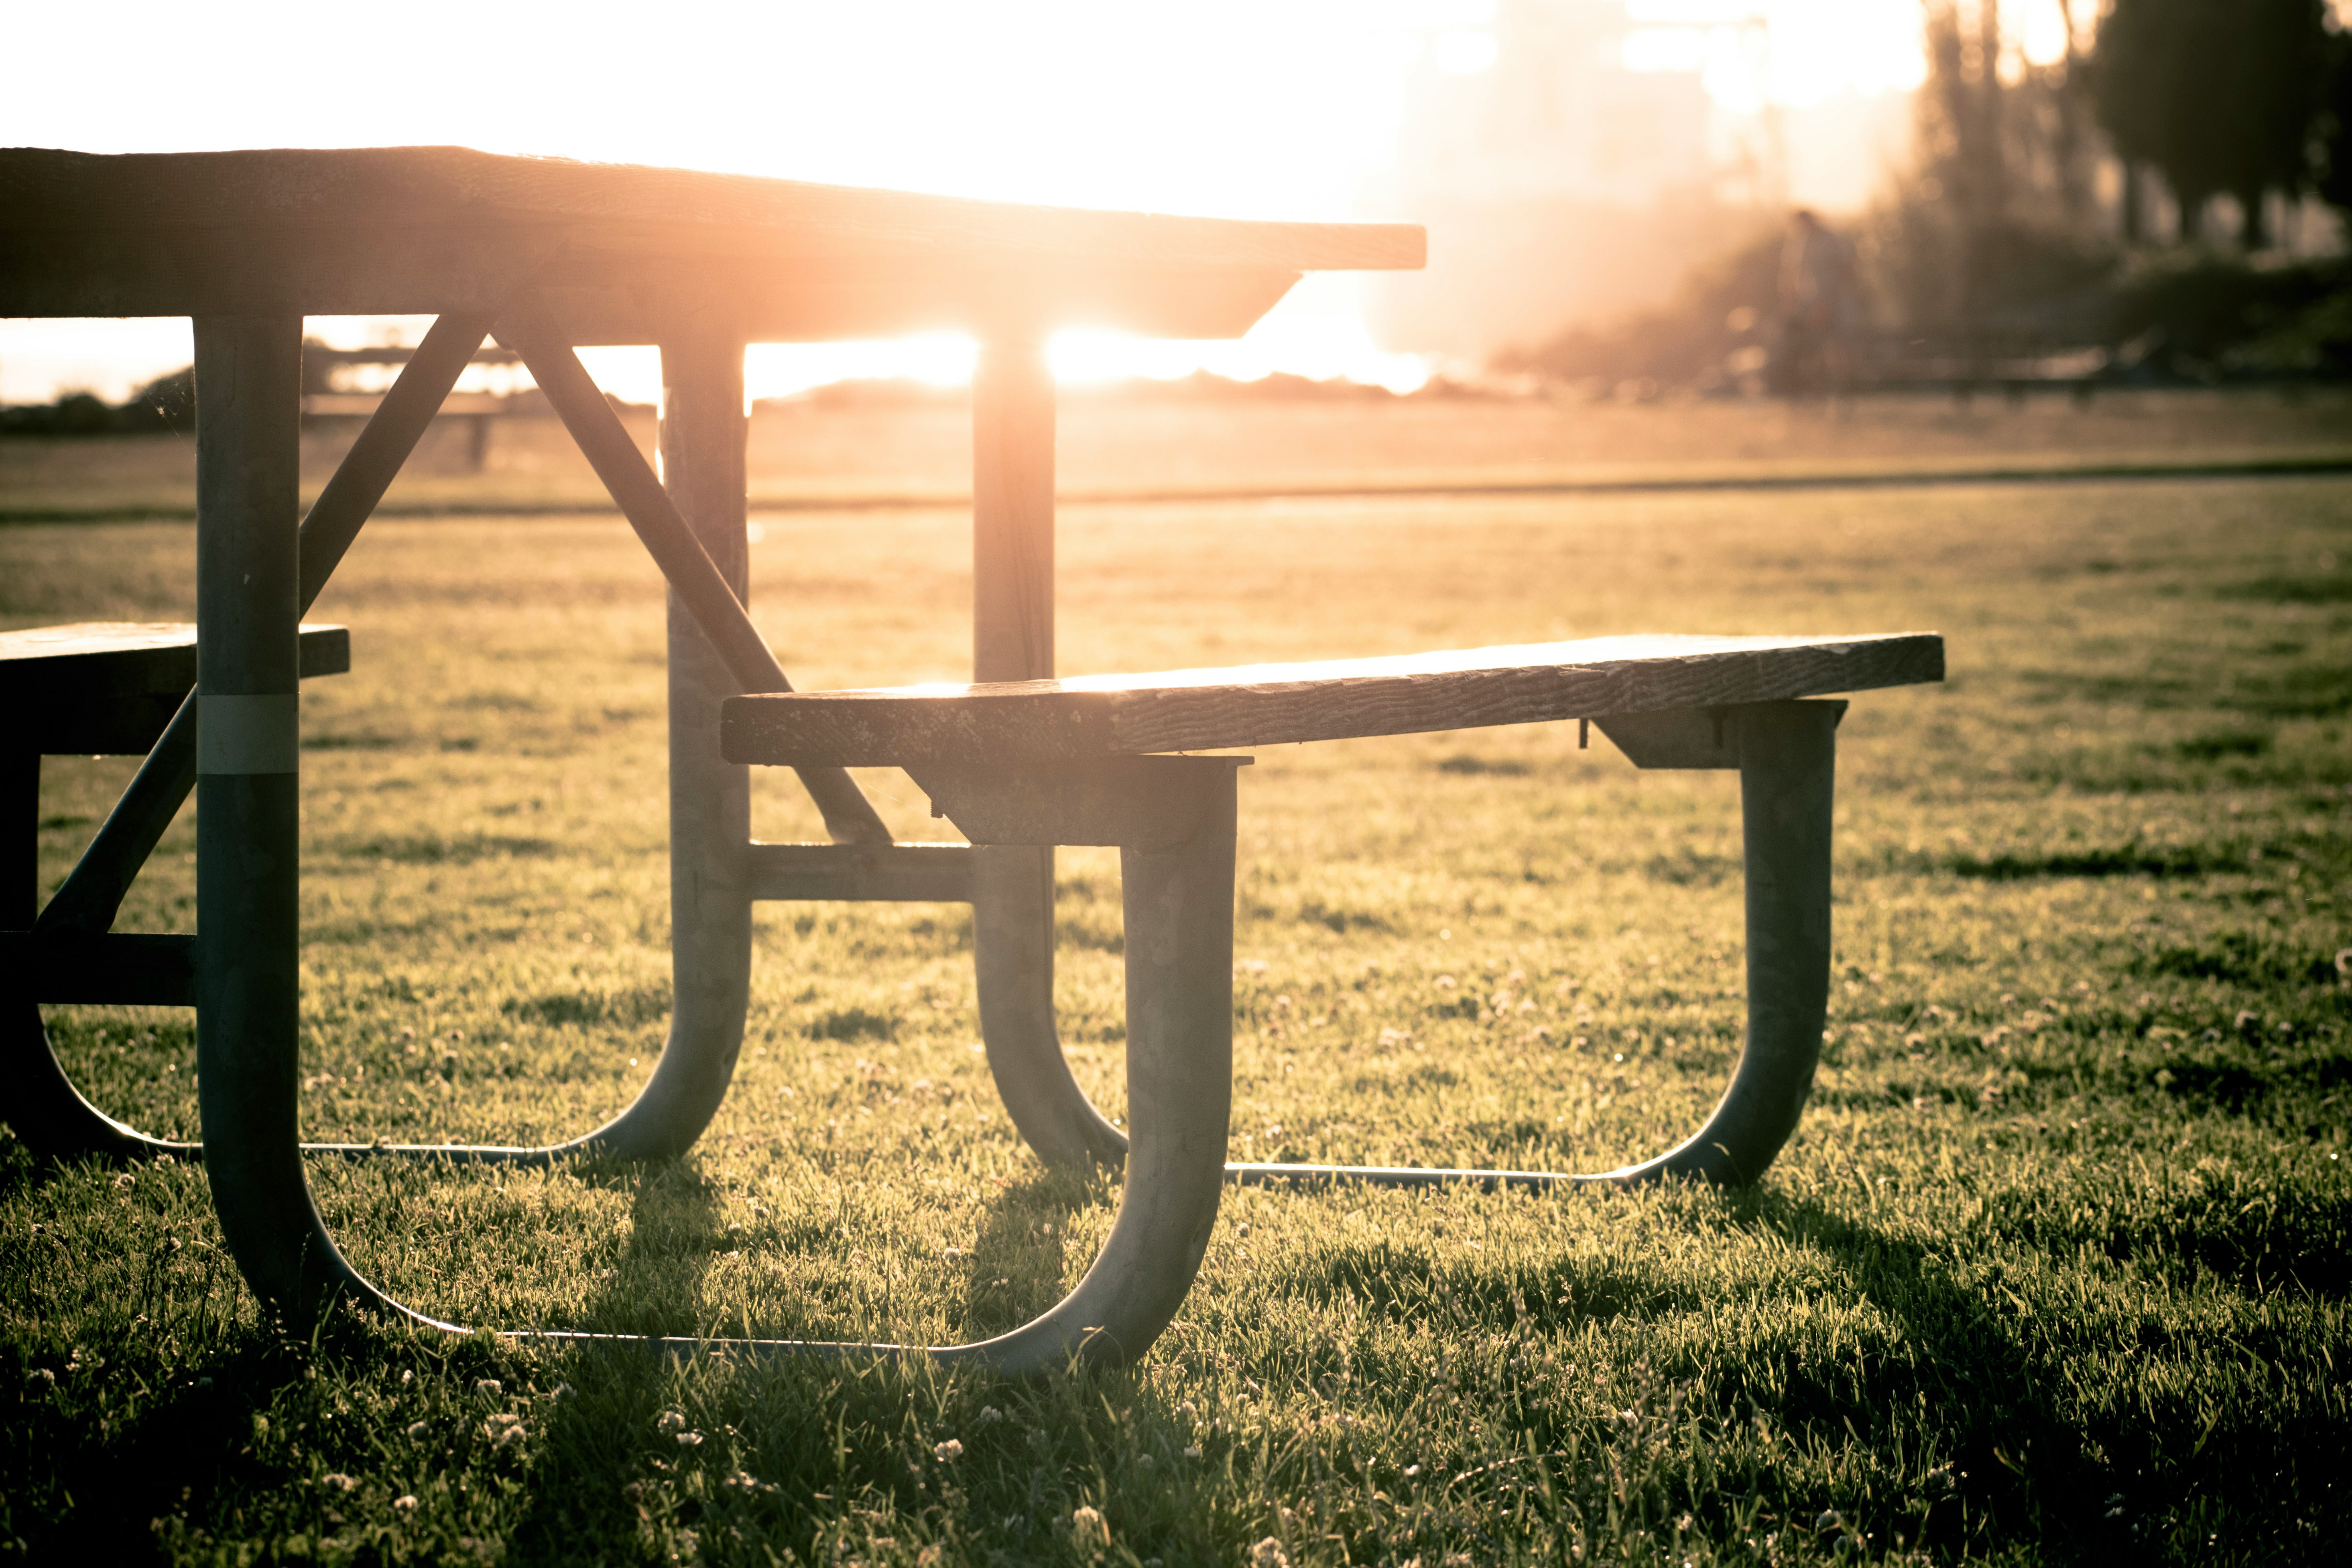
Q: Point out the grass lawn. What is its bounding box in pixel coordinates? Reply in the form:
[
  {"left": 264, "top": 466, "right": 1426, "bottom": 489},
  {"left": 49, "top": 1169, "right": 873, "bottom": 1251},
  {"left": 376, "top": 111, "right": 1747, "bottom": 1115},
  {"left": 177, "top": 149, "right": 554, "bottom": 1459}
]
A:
[{"left": 2, "top": 443, "right": 2348, "bottom": 1563}]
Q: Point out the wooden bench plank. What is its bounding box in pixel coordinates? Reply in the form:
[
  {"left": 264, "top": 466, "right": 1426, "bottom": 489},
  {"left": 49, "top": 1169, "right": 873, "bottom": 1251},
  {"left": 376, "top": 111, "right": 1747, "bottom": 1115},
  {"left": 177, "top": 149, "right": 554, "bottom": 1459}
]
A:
[
  {"left": 2, "top": 622, "right": 349, "bottom": 754},
  {"left": 720, "top": 632, "right": 1944, "bottom": 767}
]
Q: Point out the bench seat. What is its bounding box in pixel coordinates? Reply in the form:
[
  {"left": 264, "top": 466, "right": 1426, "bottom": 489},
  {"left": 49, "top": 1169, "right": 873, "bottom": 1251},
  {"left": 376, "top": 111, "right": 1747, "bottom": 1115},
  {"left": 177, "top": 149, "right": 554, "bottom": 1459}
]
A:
[
  {"left": 2, "top": 620, "right": 350, "bottom": 755},
  {"left": 719, "top": 631, "right": 1944, "bottom": 767},
  {"left": 703, "top": 630, "right": 1945, "bottom": 1368}
]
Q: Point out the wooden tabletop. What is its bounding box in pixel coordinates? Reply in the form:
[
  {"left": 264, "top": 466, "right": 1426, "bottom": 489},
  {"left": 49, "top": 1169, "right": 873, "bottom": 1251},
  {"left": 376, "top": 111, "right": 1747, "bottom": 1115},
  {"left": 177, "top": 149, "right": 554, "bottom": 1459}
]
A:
[
  {"left": 0, "top": 146, "right": 1424, "bottom": 342},
  {"left": 720, "top": 632, "right": 1947, "bottom": 767}
]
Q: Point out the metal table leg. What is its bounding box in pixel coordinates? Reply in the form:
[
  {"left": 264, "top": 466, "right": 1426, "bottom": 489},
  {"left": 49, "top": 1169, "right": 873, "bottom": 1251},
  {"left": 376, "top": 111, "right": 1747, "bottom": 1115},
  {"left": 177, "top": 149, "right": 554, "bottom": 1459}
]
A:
[
  {"left": 513, "top": 319, "right": 758, "bottom": 1159},
  {"left": 970, "top": 332, "right": 1127, "bottom": 1169},
  {"left": 1226, "top": 698, "right": 1842, "bottom": 1189},
  {"left": 4, "top": 314, "right": 496, "bottom": 1164},
  {"left": 306, "top": 316, "right": 919, "bottom": 1165},
  {"left": 190, "top": 312, "right": 347, "bottom": 1313},
  {"left": 6, "top": 299, "right": 939, "bottom": 1173}
]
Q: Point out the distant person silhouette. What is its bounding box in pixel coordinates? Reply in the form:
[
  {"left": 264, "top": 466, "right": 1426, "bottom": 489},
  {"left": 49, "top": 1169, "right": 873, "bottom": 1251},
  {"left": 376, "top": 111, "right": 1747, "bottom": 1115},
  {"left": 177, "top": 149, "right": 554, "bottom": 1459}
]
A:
[{"left": 1776, "top": 208, "right": 1857, "bottom": 401}]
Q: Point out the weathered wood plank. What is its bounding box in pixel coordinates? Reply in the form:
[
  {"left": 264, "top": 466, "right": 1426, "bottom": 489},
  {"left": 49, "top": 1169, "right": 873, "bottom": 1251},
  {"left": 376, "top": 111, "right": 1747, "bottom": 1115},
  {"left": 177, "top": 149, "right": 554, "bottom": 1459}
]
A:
[
  {"left": 2, "top": 147, "right": 1409, "bottom": 334},
  {"left": 720, "top": 633, "right": 1945, "bottom": 767},
  {"left": 1, "top": 148, "right": 1424, "bottom": 273},
  {"left": 541, "top": 263, "right": 1304, "bottom": 346},
  {"left": 0, "top": 224, "right": 566, "bottom": 319},
  {"left": 1, "top": 230, "right": 1305, "bottom": 342},
  {"left": 2, "top": 622, "right": 348, "bottom": 756}
]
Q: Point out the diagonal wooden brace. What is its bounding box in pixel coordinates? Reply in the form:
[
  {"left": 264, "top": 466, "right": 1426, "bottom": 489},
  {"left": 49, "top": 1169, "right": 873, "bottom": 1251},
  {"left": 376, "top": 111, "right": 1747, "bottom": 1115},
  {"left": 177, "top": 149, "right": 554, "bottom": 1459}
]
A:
[{"left": 493, "top": 293, "right": 890, "bottom": 847}]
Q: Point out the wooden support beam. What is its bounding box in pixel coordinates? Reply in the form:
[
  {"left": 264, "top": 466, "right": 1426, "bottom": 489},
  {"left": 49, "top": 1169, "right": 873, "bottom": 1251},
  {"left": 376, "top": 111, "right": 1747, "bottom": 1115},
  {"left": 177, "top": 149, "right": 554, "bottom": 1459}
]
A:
[
  {"left": 973, "top": 333, "right": 1056, "bottom": 685},
  {"left": 299, "top": 314, "right": 498, "bottom": 608},
  {"left": 0, "top": 933, "right": 196, "bottom": 1006},
  {"left": 744, "top": 843, "right": 977, "bottom": 903}
]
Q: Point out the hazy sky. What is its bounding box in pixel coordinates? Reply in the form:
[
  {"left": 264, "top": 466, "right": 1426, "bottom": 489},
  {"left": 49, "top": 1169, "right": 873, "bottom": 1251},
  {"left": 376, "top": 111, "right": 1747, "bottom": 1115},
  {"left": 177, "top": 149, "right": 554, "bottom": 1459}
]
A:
[{"left": 2, "top": 0, "right": 1964, "bottom": 402}]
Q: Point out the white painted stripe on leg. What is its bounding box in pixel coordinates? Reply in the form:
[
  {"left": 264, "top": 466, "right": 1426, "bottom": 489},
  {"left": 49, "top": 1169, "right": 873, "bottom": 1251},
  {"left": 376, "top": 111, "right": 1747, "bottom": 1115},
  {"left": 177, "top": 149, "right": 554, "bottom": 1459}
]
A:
[{"left": 198, "top": 693, "right": 299, "bottom": 775}]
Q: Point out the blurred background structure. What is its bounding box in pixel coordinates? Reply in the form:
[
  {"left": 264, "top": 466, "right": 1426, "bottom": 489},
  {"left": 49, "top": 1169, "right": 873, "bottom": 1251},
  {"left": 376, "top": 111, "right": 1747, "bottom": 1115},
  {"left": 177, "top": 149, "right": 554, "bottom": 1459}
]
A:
[
  {"left": 5, "top": 0, "right": 2352, "bottom": 421},
  {"left": 1489, "top": 0, "right": 2352, "bottom": 400}
]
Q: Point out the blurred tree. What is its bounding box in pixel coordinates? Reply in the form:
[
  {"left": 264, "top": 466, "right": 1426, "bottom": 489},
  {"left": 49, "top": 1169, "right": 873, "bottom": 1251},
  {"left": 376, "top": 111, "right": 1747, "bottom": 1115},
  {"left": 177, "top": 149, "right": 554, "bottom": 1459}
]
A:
[
  {"left": 2089, "top": 0, "right": 2336, "bottom": 247},
  {"left": 1915, "top": 0, "right": 2006, "bottom": 333},
  {"left": 1894, "top": 2, "right": 2110, "bottom": 336},
  {"left": 2321, "top": 23, "right": 2352, "bottom": 215},
  {"left": 2050, "top": 0, "right": 2098, "bottom": 226},
  {"left": 1496, "top": 229, "right": 1785, "bottom": 393},
  {"left": 116, "top": 366, "right": 195, "bottom": 433}
]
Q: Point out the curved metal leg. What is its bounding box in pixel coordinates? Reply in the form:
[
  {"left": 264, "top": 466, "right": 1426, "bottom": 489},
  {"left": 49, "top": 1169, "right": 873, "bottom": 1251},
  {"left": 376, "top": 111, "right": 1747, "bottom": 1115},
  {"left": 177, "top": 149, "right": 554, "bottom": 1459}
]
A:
[
  {"left": 965, "top": 333, "right": 1130, "bottom": 1172},
  {"left": 935, "top": 784, "right": 1232, "bottom": 1367},
  {"left": 1224, "top": 698, "right": 1840, "bottom": 1190},
  {"left": 9, "top": 583, "right": 752, "bottom": 1171},
  {"left": 3, "top": 1003, "right": 198, "bottom": 1161},
  {"left": 293, "top": 326, "right": 758, "bottom": 1165},
  {"left": 1630, "top": 697, "right": 1837, "bottom": 1182},
  {"left": 973, "top": 847, "right": 1128, "bottom": 1167},
  {"left": 214, "top": 752, "right": 1236, "bottom": 1373}
]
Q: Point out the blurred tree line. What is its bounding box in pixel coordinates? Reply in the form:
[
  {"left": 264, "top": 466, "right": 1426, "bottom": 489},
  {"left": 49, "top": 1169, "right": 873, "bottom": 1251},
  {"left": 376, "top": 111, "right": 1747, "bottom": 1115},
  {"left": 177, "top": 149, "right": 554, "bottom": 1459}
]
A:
[
  {"left": 0, "top": 366, "right": 193, "bottom": 434},
  {"left": 1506, "top": 0, "right": 2352, "bottom": 393}
]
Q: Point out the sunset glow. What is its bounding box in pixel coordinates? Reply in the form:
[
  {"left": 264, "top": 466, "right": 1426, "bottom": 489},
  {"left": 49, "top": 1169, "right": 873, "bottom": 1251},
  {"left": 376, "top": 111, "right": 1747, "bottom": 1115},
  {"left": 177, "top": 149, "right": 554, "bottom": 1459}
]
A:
[{"left": 4, "top": 1, "right": 1937, "bottom": 403}]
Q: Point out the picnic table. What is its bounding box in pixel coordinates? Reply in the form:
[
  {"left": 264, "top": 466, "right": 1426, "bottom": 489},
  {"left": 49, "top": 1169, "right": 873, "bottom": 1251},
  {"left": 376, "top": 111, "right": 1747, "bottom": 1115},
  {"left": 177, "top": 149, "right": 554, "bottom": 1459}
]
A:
[{"left": 2, "top": 146, "right": 1941, "bottom": 1371}]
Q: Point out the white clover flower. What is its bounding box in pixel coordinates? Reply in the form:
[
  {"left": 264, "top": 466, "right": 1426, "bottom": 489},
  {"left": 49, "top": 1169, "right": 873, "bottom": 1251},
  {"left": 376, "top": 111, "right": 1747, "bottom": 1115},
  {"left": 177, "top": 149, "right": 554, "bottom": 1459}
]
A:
[{"left": 934, "top": 1438, "right": 964, "bottom": 1461}]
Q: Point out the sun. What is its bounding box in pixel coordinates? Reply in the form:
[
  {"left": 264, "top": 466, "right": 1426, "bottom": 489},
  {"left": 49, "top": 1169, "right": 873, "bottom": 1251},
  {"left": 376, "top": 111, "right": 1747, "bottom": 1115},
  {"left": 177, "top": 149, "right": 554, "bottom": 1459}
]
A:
[{"left": 2, "top": 2, "right": 1939, "bottom": 403}]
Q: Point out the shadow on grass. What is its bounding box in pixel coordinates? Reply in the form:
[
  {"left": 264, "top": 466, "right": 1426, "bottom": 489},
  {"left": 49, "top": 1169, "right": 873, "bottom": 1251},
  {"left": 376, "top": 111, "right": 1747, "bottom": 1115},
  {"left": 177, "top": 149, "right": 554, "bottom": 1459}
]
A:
[
  {"left": 0, "top": 1137, "right": 1137, "bottom": 1561},
  {"left": 956, "top": 1169, "right": 1107, "bottom": 1343},
  {"left": 569, "top": 1160, "right": 722, "bottom": 1340},
  {"left": 1940, "top": 845, "right": 2235, "bottom": 880},
  {"left": 1273, "top": 1179, "right": 2346, "bottom": 1561},
  {"left": 558, "top": 1155, "right": 1101, "bottom": 1348},
  {"left": 1714, "top": 1188, "right": 2347, "bottom": 1562}
]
